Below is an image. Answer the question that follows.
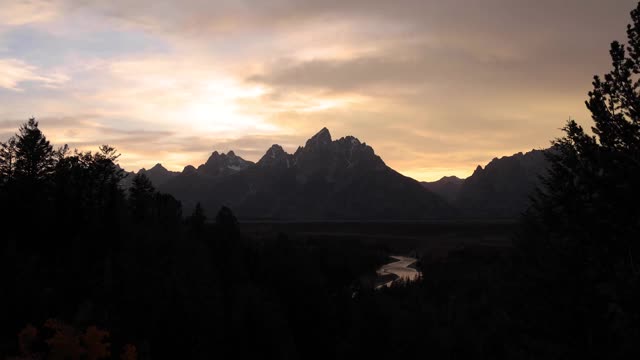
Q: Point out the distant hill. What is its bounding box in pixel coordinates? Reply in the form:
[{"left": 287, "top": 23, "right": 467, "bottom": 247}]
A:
[
  {"left": 421, "top": 176, "right": 464, "bottom": 204},
  {"left": 423, "top": 149, "right": 549, "bottom": 219},
  {"left": 138, "top": 163, "right": 180, "bottom": 187},
  {"left": 137, "top": 128, "right": 454, "bottom": 220},
  {"left": 119, "top": 163, "right": 179, "bottom": 190}
]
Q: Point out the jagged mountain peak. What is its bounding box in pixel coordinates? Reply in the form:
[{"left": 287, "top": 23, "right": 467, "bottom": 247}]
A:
[
  {"left": 258, "top": 144, "right": 291, "bottom": 168},
  {"left": 139, "top": 163, "right": 174, "bottom": 175},
  {"left": 137, "top": 162, "right": 179, "bottom": 187},
  {"left": 455, "top": 148, "right": 549, "bottom": 218},
  {"left": 291, "top": 130, "right": 386, "bottom": 174},
  {"left": 205, "top": 150, "right": 227, "bottom": 163},
  {"left": 268, "top": 144, "right": 285, "bottom": 153},
  {"left": 303, "top": 129, "right": 367, "bottom": 152},
  {"left": 315, "top": 127, "right": 331, "bottom": 138},
  {"left": 205, "top": 150, "right": 242, "bottom": 162},
  {"left": 265, "top": 144, "right": 287, "bottom": 158},
  {"left": 343, "top": 135, "right": 360, "bottom": 145},
  {"left": 305, "top": 127, "right": 332, "bottom": 148},
  {"left": 199, "top": 149, "right": 253, "bottom": 176},
  {"left": 150, "top": 163, "right": 167, "bottom": 171},
  {"left": 334, "top": 135, "right": 368, "bottom": 152}
]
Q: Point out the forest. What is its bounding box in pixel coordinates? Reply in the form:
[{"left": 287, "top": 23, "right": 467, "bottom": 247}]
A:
[{"left": 3, "top": 3, "right": 640, "bottom": 360}]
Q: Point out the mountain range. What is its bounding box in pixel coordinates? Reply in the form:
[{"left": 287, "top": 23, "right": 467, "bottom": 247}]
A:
[
  {"left": 126, "top": 128, "right": 550, "bottom": 220},
  {"left": 131, "top": 128, "right": 453, "bottom": 220},
  {"left": 422, "top": 149, "right": 549, "bottom": 218}
]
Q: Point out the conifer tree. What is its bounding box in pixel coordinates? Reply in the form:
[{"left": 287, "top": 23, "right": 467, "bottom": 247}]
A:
[
  {"left": 0, "top": 136, "right": 17, "bottom": 185},
  {"left": 188, "top": 202, "right": 206, "bottom": 232},
  {"left": 529, "top": 2, "right": 640, "bottom": 272},
  {"left": 129, "top": 173, "right": 155, "bottom": 222},
  {"left": 520, "top": 3, "right": 640, "bottom": 355},
  {"left": 14, "top": 118, "right": 54, "bottom": 183}
]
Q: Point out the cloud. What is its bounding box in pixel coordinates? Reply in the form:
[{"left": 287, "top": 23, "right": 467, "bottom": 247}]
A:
[
  {"left": 57, "top": 0, "right": 637, "bottom": 43},
  {"left": 0, "top": 58, "right": 68, "bottom": 90},
  {"left": 249, "top": 55, "right": 424, "bottom": 92},
  {"left": 0, "top": 0, "right": 61, "bottom": 26}
]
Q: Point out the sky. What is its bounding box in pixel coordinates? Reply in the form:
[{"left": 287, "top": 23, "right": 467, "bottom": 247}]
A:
[{"left": 0, "top": 0, "right": 637, "bottom": 180}]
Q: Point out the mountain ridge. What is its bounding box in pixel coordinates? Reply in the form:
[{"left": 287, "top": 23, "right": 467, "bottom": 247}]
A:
[
  {"left": 127, "top": 131, "right": 551, "bottom": 220},
  {"left": 131, "top": 128, "right": 454, "bottom": 220},
  {"left": 422, "top": 148, "right": 549, "bottom": 219}
]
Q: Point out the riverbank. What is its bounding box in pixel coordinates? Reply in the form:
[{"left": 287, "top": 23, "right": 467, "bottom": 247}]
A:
[{"left": 375, "top": 256, "right": 420, "bottom": 289}]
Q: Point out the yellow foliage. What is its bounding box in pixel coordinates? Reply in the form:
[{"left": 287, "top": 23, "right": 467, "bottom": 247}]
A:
[
  {"left": 44, "top": 319, "right": 84, "bottom": 360},
  {"left": 17, "top": 324, "right": 37, "bottom": 356},
  {"left": 40, "top": 319, "right": 111, "bottom": 360},
  {"left": 82, "top": 326, "right": 111, "bottom": 360},
  {"left": 121, "top": 344, "right": 138, "bottom": 360}
]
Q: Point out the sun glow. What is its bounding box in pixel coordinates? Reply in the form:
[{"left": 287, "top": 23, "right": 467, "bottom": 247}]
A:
[{"left": 183, "top": 80, "right": 277, "bottom": 134}]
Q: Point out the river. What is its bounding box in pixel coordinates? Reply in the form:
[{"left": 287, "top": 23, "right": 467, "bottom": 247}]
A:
[{"left": 375, "top": 256, "right": 420, "bottom": 289}]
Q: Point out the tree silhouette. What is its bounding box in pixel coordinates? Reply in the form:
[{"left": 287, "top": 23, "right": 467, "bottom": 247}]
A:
[
  {"left": 529, "top": 2, "right": 640, "bottom": 273},
  {"left": 0, "top": 136, "right": 18, "bottom": 249},
  {"left": 129, "top": 173, "right": 155, "bottom": 222},
  {"left": 188, "top": 202, "right": 206, "bottom": 232},
  {"left": 14, "top": 118, "right": 55, "bottom": 183},
  {"left": 519, "top": 2, "right": 640, "bottom": 356},
  {"left": 0, "top": 118, "right": 62, "bottom": 251},
  {"left": 93, "top": 145, "right": 125, "bottom": 190},
  {"left": 0, "top": 136, "right": 17, "bottom": 185},
  {"left": 153, "top": 192, "right": 182, "bottom": 226},
  {"left": 216, "top": 206, "right": 238, "bottom": 233}
]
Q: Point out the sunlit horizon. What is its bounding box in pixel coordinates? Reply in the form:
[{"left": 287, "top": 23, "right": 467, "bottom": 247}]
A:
[{"left": 1, "top": 0, "right": 637, "bottom": 181}]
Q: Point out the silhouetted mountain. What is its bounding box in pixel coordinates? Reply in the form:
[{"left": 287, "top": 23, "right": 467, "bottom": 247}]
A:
[
  {"left": 182, "top": 164, "right": 197, "bottom": 175},
  {"left": 455, "top": 149, "right": 548, "bottom": 218},
  {"left": 138, "top": 163, "right": 180, "bottom": 187},
  {"left": 117, "top": 165, "right": 136, "bottom": 189},
  {"left": 158, "top": 128, "right": 453, "bottom": 220},
  {"left": 426, "top": 149, "right": 548, "bottom": 219},
  {"left": 197, "top": 150, "right": 254, "bottom": 177},
  {"left": 257, "top": 144, "right": 293, "bottom": 169},
  {"left": 421, "top": 176, "right": 464, "bottom": 203}
]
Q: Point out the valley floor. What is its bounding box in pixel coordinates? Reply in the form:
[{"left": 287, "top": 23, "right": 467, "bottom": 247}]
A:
[{"left": 240, "top": 221, "right": 516, "bottom": 258}]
